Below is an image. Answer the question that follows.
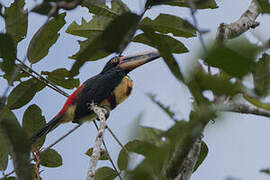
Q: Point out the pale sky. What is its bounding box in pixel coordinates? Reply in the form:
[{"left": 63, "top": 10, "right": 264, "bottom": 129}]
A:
[{"left": 1, "top": 0, "right": 270, "bottom": 180}]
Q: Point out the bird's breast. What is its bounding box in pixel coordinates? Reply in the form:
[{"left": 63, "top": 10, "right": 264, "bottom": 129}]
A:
[{"left": 101, "top": 76, "right": 133, "bottom": 109}]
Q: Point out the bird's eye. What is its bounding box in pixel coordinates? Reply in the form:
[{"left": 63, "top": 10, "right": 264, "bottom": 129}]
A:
[{"left": 111, "top": 58, "right": 118, "bottom": 63}]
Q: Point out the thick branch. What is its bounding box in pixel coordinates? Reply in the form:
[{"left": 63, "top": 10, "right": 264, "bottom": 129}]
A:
[
  {"left": 86, "top": 104, "right": 108, "bottom": 180},
  {"left": 216, "top": 0, "right": 260, "bottom": 42},
  {"left": 223, "top": 103, "right": 270, "bottom": 118},
  {"left": 175, "top": 137, "right": 202, "bottom": 180}
]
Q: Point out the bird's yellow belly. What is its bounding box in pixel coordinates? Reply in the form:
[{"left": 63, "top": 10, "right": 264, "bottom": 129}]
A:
[{"left": 101, "top": 76, "right": 133, "bottom": 109}]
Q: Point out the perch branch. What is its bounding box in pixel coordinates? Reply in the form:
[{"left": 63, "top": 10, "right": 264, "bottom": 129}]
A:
[
  {"left": 86, "top": 103, "right": 108, "bottom": 180},
  {"left": 93, "top": 121, "right": 123, "bottom": 180},
  {"left": 216, "top": 0, "right": 260, "bottom": 42}
]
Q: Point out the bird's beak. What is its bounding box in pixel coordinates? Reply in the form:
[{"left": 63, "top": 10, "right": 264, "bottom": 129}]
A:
[{"left": 118, "top": 50, "right": 160, "bottom": 71}]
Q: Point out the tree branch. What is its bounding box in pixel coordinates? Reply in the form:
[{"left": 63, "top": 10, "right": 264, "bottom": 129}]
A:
[
  {"left": 92, "top": 121, "right": 123, "bottom": 180},
  {"left": 86, "top": 103, "right": 108, "bottom": 180},
  {"left": 223, "top": 103, "right": 270, "bottom": 118},
  {"left": 216, "top": 0, "right": 260, "bottom": 42},
  {"left": 175, "top": 137, "right": 202, "bottom": 180},
  {"left": 16, "top": 58, "right": 70, "bottom": 97}
]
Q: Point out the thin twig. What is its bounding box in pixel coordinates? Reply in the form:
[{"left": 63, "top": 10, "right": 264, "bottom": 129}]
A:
[
  {"left": 186, "top": 0, "right": 210, "bottom": 74},
  {"left": 101, "top": 139, "right": 123, "bottom": 180},
  {"left": 106, "top": 126, "right": 129, "bottom": 153},
  {"left": 41, "top": 124, "right": 81, "bottom": 152},
  {"left": 86, "top": 103, "right": 108, "bottom": 180},
  {"left": 15, "top": 58, "right": 70, "bottom": 97},
  {"left": 186, "top": 0, "right": 207, "bottom": 53}
]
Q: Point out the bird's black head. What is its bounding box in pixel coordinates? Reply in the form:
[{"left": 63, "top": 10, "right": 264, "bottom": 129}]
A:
[
  {"left": 101, "top": 56, "right": 121, "bottom": 74},
  {"left": 101, "top": 50, "right": 160, "bottom": 74}
]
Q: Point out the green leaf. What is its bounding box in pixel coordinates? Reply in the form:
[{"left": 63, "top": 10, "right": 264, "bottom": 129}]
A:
[
  {"left": 117, "top": 148, "right": 128, "bottom": 171},
  {"left": 7, "top": 78, "right": 46, "bottom": 110},
  {"left": 41, "top": 68, "right": 79, "bottom": 89},
  {"left": 69, "top": 39, "right": 110, "bottom": 61},
  {"left": 102, "top": 12, "right": 140, "bottom": 53},
  {"left": 40, "top": 149, "right": 62, "bottom": 167},
  {"left": 165, "top": 108, "right": 215, "bottom": 178},
  {"left": 0, "top": 33, "right": 16, "bottom": 84},
  {"left": 95, "top": 167, "right": 117, "bottom": 180},
  {"left": 138, "top": 126, "right": 164, "bottom": 146},
  {"left": 244, "top": 95, "right": 270, "bottom": 111},
  {"left": 141, "top": 27, "right": 184, "bottom": 82},
  {"left": 147, "top": 93, "right": 179, "bottom": 121},
  {"left": 2, "top": 70, "right": 30, "bottom": 86},
  {"left": 140, "top": 14, "right": 196, "bottom": 38},
  {"left": 4, "top": 0, "right": 28, "bottom": 45},
  {"left": 66, "top": 16, "right": 112, "bottom": 63},
  {"left": 117, "top": 140, "right": 158, "bottom": 171},
  {"left": 85, "top": 148, "right": 109, "bottom": 160},
  {"left": 32, "top": 2, "right": 52, "bottom": 15},
  {"left": 190, "top": 68, "right": 241, "bottom": 97},
  {"left": 27, "top": 13, "right": 66, "bottom": 64},
  {"left": 253, "top": 53, "right": 270, "bottom": 97},
  {"left": 202, "top": 40, "right": 258, "bottom": 78},
  {"left": 69, "top": 12, "right": 140, "bottom": 76},
  {"left": 163, "top": 121, "right": 187, "bottom": 142},
  {"left": 193, "top": 141, "right": 208, "bottom": 172},
  {"left": 0, "top": 126, "right": 9, "bottom": 171},
  {"left": 134, "top": 33, "right": 188, "bottom": 54},
  {"left": 66, "top": 16, "right": 113, "bottom": 38},
  {"left": 0, "top": 106, "right": 33, "bottom": 180},
  {"left": 22, "top": 104, "right": 46, "bottom": 148},
  {"left": 260, "top": 168, "right": 270, "bottom": 175},
  {"left": 256, "top": 0, "right": 270, "bottom": 14},
  {"left": 83, "top": 0, "right": 130, "bottom": 18},
  {"left": 146, "top": 0, "right": 218, "bottom": 9}
]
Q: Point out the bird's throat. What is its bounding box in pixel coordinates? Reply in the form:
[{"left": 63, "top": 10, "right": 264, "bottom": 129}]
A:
[{"left": 101, "top": 76, "right": 133, "bottom": 109}]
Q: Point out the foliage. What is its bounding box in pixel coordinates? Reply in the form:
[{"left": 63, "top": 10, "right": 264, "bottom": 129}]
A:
[
  {"left": 22, "top": 104, "right": 46, "bottom": 148},
  {"left": 85, "top": 147, "right": 109, "bottom": 160},
  {"left": 27, "top": 13, "right": 66, "bottom": 64},
  {"left": 1, "top": 0, "right": 270, "bottom": 179},
  {"left": 0, "top": 106, "right": 33, "bottom": 180},
  {"left": 39, "top": 149, "right": 63, "bottom": 167}
]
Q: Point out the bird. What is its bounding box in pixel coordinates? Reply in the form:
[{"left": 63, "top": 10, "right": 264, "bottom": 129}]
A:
[{"left": 30, "top": 50, "right": 160, "bottom": 144}]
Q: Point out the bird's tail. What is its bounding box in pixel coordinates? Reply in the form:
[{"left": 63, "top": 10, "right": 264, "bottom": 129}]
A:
[{"left": 30, "top": 114, "right": 64, "bottom": 144}]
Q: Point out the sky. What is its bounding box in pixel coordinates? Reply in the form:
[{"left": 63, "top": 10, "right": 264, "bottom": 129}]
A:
[{"left": 1, "top": 0, "right": 270, "bottom": 180}]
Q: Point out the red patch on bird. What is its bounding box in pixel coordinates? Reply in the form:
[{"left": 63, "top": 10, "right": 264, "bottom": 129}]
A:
[{"left": 55, "top": 84, "right": 85, "bottom": 118}]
